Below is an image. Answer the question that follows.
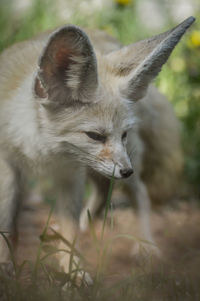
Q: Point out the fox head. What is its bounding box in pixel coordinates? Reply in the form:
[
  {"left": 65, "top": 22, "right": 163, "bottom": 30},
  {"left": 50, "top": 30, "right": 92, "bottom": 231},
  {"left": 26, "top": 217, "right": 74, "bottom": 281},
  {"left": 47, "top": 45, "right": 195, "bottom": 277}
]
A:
[{"left": 34, "top": 17, "right": 194, "bottom": 179}]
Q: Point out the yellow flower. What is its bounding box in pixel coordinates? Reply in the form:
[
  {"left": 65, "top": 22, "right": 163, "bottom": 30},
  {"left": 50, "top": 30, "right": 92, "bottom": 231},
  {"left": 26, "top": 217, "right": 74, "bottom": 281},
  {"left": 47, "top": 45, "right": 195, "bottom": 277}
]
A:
[
  {"left": 102, "top": 25, "right": 115, "bottom": 37},
  {"left": 115, "top": 0, "right": 132, "bottom": 6},
  {"left": 190, "top": 30, "right": 200, "bottom": 47},
  {"left": 170, "top": 57, "right": 186, "bottom": 72}
]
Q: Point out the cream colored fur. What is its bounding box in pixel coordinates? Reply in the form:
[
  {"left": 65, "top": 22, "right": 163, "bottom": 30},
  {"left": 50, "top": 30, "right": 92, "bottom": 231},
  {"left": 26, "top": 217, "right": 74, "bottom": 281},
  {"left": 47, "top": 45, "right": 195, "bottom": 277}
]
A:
[{"left": 0, "top": 18, "right": 195, "bottom": 275}]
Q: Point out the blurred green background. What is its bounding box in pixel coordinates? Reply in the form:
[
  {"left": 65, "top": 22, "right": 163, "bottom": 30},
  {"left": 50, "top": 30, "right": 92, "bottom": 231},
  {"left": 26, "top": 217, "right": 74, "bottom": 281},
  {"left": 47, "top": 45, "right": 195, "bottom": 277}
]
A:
[{"left": 0, "top": 0, "right": 199, "bottom": 197}]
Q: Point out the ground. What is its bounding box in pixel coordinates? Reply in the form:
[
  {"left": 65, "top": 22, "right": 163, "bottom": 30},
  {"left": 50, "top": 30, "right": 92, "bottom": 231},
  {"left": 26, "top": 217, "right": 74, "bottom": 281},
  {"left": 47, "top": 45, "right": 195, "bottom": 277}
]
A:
[{"left": 8, "top": 195, "right": 200, "bottom": 300}]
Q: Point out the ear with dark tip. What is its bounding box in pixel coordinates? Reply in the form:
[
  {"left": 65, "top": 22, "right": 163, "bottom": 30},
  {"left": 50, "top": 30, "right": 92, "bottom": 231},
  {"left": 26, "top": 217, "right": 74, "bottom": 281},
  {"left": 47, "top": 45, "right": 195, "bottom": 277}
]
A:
[
  {"left": 106, "top": 16, "right": 195, "bottom": 101},
  {"left": 34, "top": 25, "right": 98, "bottom": 105}
]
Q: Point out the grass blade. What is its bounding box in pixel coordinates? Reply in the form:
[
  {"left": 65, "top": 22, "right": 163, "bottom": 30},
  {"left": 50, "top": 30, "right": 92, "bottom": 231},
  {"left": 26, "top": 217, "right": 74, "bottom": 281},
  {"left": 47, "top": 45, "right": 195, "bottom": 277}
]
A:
[
  {"left": 0, "top": 231, "right": 17, "bottom": 275},
  {"left": 101, "top": 165, "right": 116, "bottom": 241}
]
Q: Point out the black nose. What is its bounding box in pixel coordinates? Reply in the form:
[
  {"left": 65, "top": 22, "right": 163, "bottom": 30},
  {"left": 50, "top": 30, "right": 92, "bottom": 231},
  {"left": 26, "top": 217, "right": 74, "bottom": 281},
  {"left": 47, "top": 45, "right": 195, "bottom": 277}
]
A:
[{"left": 120, "top": 168, "right": 133, "bottom": 178}]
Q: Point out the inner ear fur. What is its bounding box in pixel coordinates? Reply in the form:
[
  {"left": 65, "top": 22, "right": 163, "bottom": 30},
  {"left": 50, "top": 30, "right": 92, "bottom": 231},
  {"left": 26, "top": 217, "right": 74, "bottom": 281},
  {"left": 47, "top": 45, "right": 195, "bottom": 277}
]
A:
[
  {"left": 35, "top": 25, "right": 98, "bottom": 105},
  {"left": 106, "top": 16, "right": 195, "bottom": 101}
]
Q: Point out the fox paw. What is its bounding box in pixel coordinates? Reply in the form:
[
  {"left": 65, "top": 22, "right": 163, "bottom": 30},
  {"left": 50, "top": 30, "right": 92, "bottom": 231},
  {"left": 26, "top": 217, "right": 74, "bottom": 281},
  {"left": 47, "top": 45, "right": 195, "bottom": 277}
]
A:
[
  {"left": 74, "top": 270, "right": 93, "bottom": 287},
  {"left": 61, "top": 270, "right": 93, "bottom": 290},
  {"left": 131, "top": 241, "right": 161, "bottom": 258}
]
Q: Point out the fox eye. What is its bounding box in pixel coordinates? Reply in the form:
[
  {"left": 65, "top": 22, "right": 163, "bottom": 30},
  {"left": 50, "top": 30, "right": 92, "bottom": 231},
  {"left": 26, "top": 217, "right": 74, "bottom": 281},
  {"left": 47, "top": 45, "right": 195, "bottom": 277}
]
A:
[
  {"left": 85, "top": 131, "right": 107, "bottom": 143},
  {"left": 122, "top": 131, "right": 127, "bottom": 140}
]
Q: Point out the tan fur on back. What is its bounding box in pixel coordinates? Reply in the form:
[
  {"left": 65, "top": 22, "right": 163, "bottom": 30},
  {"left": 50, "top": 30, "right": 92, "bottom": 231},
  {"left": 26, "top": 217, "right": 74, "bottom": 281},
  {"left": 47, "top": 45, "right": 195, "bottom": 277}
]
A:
[
  {"left": 0, "top": 40, "right": 44, "bottom": 101},
  {"left": 138, "top": 86, "right": 183, "bottom": 203}
]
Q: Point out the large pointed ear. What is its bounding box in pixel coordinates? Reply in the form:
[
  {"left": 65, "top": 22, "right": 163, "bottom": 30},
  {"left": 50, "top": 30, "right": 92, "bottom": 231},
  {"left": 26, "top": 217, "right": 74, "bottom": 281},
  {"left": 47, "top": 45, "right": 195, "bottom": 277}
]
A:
[
  {"left": 34, "top": 26, "right": 98, "bottom": 105},
  {"left": 106, "top": 17, "right": 195, "bottom": 101}
]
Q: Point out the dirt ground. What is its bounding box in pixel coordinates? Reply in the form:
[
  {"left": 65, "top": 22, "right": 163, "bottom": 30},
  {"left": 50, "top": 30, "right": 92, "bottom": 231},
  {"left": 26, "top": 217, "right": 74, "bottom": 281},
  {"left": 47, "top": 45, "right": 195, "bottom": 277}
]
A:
[{"left": 15, "top": 196, "right": 200, "bottom": 294}]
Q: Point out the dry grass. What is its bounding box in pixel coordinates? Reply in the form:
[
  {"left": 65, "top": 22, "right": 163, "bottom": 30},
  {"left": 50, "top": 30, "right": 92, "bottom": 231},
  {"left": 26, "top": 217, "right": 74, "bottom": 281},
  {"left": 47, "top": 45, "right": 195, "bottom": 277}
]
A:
[{"left": 0, "top": 196, "right": 200, "bottom": 301}]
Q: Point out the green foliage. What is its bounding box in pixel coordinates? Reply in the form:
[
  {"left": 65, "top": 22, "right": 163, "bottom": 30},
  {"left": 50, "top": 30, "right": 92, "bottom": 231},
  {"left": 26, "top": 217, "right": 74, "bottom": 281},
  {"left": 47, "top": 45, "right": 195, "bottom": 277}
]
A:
[
  {"left": 156, "top": 18, "right": 200, "bottom": 194},
  {"left": 0, "top": 0, "right": 61, "bottom": 51}
]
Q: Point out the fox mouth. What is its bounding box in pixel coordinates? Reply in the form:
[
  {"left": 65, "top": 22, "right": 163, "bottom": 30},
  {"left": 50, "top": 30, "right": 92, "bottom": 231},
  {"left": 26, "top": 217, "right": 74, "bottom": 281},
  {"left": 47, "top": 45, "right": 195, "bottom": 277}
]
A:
[
  {"left": 95, "top": 164, "right": 134, "bottom": 180},
  {"left": 103, "top": 173, "right": 122, "bottom": 180},
  {"left": 103, "top": 171, "right": 133, "bottom": 180}
]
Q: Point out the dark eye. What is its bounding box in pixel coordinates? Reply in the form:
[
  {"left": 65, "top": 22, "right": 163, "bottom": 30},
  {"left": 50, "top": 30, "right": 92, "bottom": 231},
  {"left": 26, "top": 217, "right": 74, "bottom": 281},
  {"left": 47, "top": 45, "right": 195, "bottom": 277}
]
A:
[
  {"left": 85, "top": 131, "right": 107, "bottom": 143},
  {"left": 122, "top": 131, "right": 127, "bottom": 140}
]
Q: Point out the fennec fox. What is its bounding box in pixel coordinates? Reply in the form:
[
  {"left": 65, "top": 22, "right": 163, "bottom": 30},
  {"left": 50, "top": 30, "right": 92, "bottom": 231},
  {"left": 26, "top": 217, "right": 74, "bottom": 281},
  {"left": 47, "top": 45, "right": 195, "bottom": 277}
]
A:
[{"left": 0, "top": 17, "right": 195, "bottom": 274}]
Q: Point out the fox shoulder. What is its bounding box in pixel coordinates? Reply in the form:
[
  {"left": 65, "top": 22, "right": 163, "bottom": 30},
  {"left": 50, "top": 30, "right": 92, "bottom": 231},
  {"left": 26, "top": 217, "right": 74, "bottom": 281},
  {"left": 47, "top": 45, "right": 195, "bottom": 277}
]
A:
[{"left": 0, "top": 39, "right": 46, "bottom": 101}]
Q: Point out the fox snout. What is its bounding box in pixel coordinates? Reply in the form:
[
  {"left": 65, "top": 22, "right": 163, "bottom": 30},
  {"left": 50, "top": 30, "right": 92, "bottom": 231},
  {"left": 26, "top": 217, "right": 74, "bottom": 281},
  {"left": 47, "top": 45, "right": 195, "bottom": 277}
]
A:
[
  {"left": 114, "top": 162, "right": 133, "bottom": 179},
  {"left": 105, "top": 165, "right": 133, "bottom": 180},
  {"left": 97, "top": 142, "right": 133, "bottom": 179}
]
